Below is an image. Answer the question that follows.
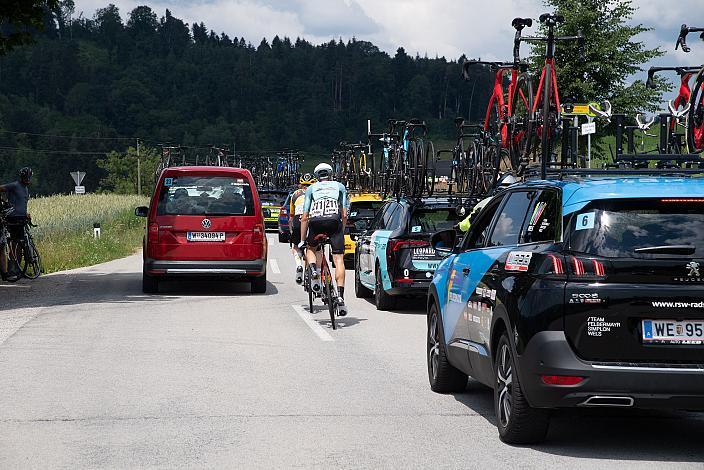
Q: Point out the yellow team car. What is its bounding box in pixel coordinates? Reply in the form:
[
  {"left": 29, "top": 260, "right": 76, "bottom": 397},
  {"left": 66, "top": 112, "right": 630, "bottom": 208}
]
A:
[
  {"left": 259, "top": 189, "right": 288, "bottom": 230},
  {"left": 344, "top": 193, "right": 385, "bottom": 267}
]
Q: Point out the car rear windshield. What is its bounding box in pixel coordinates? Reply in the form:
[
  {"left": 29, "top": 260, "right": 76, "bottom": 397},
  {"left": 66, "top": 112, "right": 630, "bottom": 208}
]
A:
[
  {"left": 410, "top": 207, "right": 461, "bottom": 234},
  {"left": 349, "top": 201, "right": 384, "bottom": 219},
  {"left": 260, "top": 193, "right": 287, "bottom": 206},
  {"left": 567, "top": 198, "right": 704, "bottom": 257},
  {"left": 156, "top": 175, "right": 255, "bottom": 216}
]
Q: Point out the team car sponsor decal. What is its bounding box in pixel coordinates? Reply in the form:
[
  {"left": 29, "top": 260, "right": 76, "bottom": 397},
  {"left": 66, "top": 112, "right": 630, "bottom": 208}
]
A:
[
  {"left": 505, "top": 251, "right": 533, "bottom": 272},
  {"left": 586, "top": 316, "right": 622, "bottom": 337},
  {"left": 651, "top": 301, "right": 704, "bottom": 308},
  {"left": 526, "top": 202, "right": 550, "bottom": 234},
  {"left": 475, "top": 286, "right": 496, "bottom": 301}
]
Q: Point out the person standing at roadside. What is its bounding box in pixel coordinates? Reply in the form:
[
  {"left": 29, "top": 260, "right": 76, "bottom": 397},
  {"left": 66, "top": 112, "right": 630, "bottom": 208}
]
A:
[{"left": 0, "top": 167, "right": 32, "bottom": 279}]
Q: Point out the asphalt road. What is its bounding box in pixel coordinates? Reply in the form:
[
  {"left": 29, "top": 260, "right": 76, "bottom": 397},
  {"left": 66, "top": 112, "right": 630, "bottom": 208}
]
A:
[{"left": 1, "top": 237, "right": 703, "bottom": 469}]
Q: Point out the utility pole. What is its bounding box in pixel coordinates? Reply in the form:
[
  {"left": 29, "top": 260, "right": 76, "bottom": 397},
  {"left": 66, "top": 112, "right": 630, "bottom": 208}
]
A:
[{"left": 137, "top": 139, "right": 141, "bottom": 196}]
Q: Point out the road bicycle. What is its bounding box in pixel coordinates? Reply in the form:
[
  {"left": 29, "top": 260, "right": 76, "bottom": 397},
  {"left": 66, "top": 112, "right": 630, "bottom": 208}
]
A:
[
  {"left": 676, "top": 24, "right": 704, "bottom": 153},
  {"left": 463, "top": 17, "right": 533, "bottom": 175},
  {"left": 303, "top": 235, "right": 342, "bottom": 330},
  {"left": 367, "top": 122, "right": 400, "bottom": 197},
  {"left": 0, "top": 206, "right": 22, "bottom": 283},
  {"left": 510, "top": 13, "right": 584, "bottom": 177},
  {"left": 18, "top": 219, "right": 42, "bottom": 279},
  {"left": 389, "top": 119, "right": 435, "bottom": 199}
]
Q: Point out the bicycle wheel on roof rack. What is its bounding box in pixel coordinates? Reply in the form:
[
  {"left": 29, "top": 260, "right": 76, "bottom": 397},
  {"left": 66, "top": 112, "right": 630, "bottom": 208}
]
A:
[
  {"left": 424, "top": 140, "right": 436, "bottom": 196},
  {"left": 510, "top": 73, "right": 534, "bottom": 171},
  {"left": 412, "top": 139, "right": 425, "bottom": 198},
  {"left": 686, "top": 69, "right": 704, "bottom": 154}
]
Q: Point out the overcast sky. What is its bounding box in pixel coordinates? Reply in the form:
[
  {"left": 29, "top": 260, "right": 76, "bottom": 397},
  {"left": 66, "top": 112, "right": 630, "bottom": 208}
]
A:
[{"left": 73, "top": 0, "right": 704, "bottom": 71}]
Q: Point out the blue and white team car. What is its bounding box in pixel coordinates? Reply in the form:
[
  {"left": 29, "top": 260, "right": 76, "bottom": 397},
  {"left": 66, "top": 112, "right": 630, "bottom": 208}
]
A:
[
  {"left": 426, "top": 176, "right": 704, "bottom": 444},
  {"left": 354, "top": 197, "right": 463, "bottom": 310}
]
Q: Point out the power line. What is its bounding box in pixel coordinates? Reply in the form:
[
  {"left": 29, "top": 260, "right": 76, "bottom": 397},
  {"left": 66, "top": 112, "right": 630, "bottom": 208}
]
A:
[
  {"left": 0, "top": 129, "right": 136, "bottom": 141},
  {"left": 0, "top": 147, "right": 111, "bottom": 155}
]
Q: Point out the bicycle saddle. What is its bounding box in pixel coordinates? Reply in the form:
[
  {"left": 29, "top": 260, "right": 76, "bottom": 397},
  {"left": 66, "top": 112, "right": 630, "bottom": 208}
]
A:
[
  {"left": 539, "top": 13, "right": 564, "bottom": 25},
  {"left": 511, "top": 17, "right": 533, "bottom": 30}
]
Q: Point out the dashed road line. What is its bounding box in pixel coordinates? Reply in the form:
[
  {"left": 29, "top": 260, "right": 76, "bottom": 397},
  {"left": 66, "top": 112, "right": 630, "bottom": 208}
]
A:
[
  {"left": 290, "top": 304, "right": 334, "bottom": 342},
  {"left": 270, "top": 259, "right": 281, "bottom": 274}
]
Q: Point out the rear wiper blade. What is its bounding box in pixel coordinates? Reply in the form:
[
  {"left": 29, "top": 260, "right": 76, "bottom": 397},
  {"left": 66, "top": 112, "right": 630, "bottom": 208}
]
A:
[{"left": 634, "top": 245, "right": 695, "bottom": 255}]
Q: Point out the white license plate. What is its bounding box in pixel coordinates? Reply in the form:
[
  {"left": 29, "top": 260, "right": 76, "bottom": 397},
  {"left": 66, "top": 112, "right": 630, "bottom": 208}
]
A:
[
  {"left": 187, "top": 231, "right": 225, "bottom": 242},
  {"left": 642, "top": 319, "right": 704, "bottom": 343}
]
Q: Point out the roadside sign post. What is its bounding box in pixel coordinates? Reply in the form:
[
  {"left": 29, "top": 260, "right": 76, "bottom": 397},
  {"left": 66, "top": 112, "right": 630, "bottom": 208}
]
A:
[
  {"left": 70, "top": 171, "right": 86, "bottom": 194},
  {"left": 581, "top": 118, "right": 596, "bottom": 168}
]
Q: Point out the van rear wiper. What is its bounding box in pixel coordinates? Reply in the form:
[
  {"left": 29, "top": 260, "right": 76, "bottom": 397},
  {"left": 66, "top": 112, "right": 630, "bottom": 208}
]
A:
[{"left": 634, "top": 245, "right": 696, "bottom": 255}]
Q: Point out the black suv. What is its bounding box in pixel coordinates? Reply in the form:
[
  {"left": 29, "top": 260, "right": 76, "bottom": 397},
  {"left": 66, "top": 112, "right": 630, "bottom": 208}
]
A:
[{"left": 427, "top": 176, "right": 704, "bottom": 444}]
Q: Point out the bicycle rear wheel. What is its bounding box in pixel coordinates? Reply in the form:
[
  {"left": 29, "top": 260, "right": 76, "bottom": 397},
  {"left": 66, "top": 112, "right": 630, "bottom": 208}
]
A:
[
  {"left": 322, "top": 259, "right": 336, "bottom": 330},
  {"left": 425, "top": 141, "right": 436, "bottom": 196},
  {"left": 686, "top": 69, "right": 704, "bottom": 154}
]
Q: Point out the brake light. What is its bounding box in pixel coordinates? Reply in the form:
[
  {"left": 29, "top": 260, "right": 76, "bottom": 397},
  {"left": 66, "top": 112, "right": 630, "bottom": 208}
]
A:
[
  {"left": 388, "top": 239, "right": 430, "bottom": 252},
  {"left": 253, "top": 224, "right": 264, "bottom": 243},
  {"left": 568, "top": 256, "right": 607, "bottom": 278},
  {"left": 548, "top": 254, "right": 564, "bottom": 274},
  {"left": 541, "top": 375, "right": 585, "bottom": 386},
  {"left": 148, "top": 223, "right": 159, "bottom": 243}
]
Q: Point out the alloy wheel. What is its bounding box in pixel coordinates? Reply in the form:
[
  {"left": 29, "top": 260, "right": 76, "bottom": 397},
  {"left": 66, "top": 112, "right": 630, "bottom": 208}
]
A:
[
  {"left": 496, "top": 342, "right": 513, "bottom": 428},
  {"left": 428, "top": 312, "right": 440, "bottom": 381}
]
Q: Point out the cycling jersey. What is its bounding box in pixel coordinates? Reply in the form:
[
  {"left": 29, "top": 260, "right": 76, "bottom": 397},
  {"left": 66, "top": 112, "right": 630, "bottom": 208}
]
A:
[
  {"left": 303, "top": 181, "right": 349, "bottom": 221},
  {"left": 303, "top": 180, "right": 349, "bottom": 254}
]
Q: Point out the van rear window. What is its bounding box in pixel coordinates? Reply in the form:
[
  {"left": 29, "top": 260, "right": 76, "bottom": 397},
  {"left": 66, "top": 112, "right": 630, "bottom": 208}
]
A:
[
  {"left": 567, "top": 199, "right": 704, "bottom": 257},
  {"left": 156, "top": 175, "right": 254, "bottom": 216}
]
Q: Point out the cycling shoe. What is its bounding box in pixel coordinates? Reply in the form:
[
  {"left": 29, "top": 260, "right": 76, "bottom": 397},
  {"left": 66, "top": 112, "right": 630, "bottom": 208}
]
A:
[
  {"left": 310, "top": 267, "right": 321, "bottom": 292},
  {"left": 295, "top": 266, "right": 303, "bottom": 285},
  {"left": 337, "top": 297, "right": 348, "bottom": 317}
]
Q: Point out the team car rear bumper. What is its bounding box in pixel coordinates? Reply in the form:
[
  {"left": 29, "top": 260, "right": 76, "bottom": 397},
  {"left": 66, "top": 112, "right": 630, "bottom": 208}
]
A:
[
  {"left": 385, "top": 279, "right": 432, "bottom": 296},
  {"left": 144, "top": 259, "right": 266, "bottom": 278},
  {"left": 519, "top": 331, "right": 704, "bottom": 410}
]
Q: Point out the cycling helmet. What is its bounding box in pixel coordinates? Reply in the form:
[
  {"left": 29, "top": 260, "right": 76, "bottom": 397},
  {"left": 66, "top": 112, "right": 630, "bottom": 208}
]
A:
[
  {"left": 314, "top": 163, "right": 333, "bottom": 180},
  {"left": 299, "top": 173, "right": 316, "bottom": 186},
  {"left": 19, "top": 167, "right": 33, "bottom": 181}
]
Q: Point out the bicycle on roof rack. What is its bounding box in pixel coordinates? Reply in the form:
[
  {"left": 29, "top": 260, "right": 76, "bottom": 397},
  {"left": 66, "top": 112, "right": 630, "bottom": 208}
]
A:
[
  {"left": 675, "top": 24, "right": 704, "bottom": 153},
  {"left": 367, "top": 121, "right": 400, "bottom": 198}
]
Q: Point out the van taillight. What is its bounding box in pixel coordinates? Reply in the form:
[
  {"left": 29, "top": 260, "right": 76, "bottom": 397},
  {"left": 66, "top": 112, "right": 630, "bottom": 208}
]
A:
[
  {"left": 568, "top": 256, "right": 607, "bottom": 279},
  {"left": 253, "top": 224, "right": 264, "bottom": 243},
  {"left": 148, "top": 223, "right": 159, "bottom": 243}
]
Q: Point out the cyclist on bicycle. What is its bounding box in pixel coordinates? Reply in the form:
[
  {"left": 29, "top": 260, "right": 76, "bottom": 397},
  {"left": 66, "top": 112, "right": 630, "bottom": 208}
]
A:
[
  {"left": 0, "top": 167, "right": 32, "bottom": 277},
  {"left": 299, "top": 163, "right": 349, "bottom": 315},
  {"left": 290, "top": 173, "right": 316, "bottom": 284}
]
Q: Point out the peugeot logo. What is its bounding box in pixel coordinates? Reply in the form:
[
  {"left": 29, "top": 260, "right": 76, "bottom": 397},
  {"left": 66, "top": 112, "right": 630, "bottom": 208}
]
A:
[
  {"left": 687, "top": 261, "right": 700, "bottom": 277},
  {"left": 201, "top": 218, "right": 212, "bottom": 229}
]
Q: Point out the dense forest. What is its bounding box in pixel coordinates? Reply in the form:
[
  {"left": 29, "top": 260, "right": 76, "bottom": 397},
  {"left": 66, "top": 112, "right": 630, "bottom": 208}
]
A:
[{"left": 0, "top": 2, "right": 493, "bottom": 195}]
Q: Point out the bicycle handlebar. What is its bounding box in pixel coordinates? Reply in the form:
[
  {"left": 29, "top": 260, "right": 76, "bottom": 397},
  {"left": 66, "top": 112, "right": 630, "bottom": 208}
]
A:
[
  {"left": 646, "top": 66, "right": 701, "bottom": 88},
  {"left": 676, "top": 24, "right": 704, "bottom": 53},
  {"left": 463, "top": 59, "right": 514, "bottom": 80}
]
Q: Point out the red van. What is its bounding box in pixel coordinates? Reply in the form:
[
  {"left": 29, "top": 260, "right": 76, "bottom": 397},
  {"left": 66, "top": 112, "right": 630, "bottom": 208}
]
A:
[{"left": 135, "top": 167, "right": 267, "bottom": 293}]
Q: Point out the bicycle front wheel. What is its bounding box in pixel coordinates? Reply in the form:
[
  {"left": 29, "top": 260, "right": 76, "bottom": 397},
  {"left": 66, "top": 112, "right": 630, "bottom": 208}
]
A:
[
  {"left": 21, "top": 240, "right": 42, "bottom": 279},
  {"left": 510, "top": 73, "right": 534, "bottom": 170}
]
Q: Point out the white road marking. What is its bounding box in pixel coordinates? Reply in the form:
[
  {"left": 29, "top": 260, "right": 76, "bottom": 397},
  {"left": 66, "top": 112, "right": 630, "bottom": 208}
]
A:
[
  {"left": 268, "top": 235, "right": 276, "bottom": 244},
  {"left": 291, "top": 304, "right": 334, "bottom": 342},
  {"left": 270, "top": 259, "right": 281, "bottom": 274}
]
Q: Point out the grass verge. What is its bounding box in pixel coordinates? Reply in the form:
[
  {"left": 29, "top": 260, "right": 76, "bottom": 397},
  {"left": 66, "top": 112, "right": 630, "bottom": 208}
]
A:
[{"left": 29, "top": 194, "right": 148, "bottom": 273}]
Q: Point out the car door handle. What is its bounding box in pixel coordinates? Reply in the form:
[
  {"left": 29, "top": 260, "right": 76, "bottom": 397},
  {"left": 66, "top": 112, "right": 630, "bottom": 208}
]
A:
[{"left": 462, "top": 267, "right": 470, "bottom": 275}]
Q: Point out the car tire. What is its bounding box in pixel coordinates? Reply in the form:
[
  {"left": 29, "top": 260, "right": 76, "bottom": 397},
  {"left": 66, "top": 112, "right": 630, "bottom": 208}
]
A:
[
  {"left": 251, "top": 273, "right": 267, "bottom": 294},
  {"left": 374, "top": 265, "right": 396, "bottom": 310},
  {"left": 355, "top": 260, "right": 372, "bottom": 298},
  {"left": 494, "top": 333, "right": 550, "bottom": 444},
  {"left": 142, "top": 271, "right": 159, "bottom": 294},
  {"left": 278, "top": 232, "right": 288, "bottom": 243},
  {"left": 427, "top": 302, "right": 467, "bottom": 393}
]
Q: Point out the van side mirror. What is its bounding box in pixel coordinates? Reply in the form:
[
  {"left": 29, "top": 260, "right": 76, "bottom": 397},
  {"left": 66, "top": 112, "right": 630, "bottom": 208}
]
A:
[
  {"left": 135, "top": 206, "right": 149, "bottom": 217},
  {"left": 431, "top": 229, "right": 457, "bottom": 256}
]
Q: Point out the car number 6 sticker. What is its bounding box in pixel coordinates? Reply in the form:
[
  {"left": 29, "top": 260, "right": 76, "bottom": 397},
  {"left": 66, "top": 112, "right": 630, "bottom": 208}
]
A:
[{"left": 576, "top": 212, "right": 595, "bottom": 230}]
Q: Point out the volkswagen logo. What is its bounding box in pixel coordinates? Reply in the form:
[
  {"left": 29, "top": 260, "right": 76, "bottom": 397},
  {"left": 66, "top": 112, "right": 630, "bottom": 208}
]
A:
[{"left": 201, "top": 218, "right": 212, "bottom": 229}]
